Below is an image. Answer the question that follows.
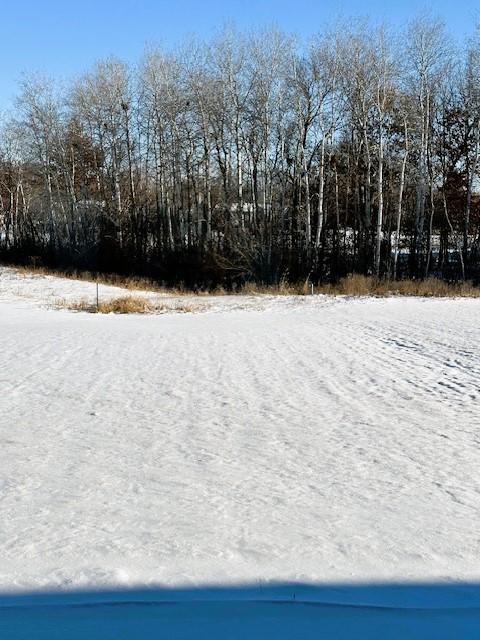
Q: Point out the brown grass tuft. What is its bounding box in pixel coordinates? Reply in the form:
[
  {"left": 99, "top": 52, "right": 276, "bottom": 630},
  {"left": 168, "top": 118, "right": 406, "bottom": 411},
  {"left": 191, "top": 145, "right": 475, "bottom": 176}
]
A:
[
  {"left": 334, "top": 274, "right": 374, "bottom": 296},
  {"left": 69, "top": 296, "right": 154, "bottom": 314},
  {"left": 240, "top": 277, "right": 313, "bottom": 296},
  {"left": 63, "top": 296, "right": 204, "bottom": 314}
]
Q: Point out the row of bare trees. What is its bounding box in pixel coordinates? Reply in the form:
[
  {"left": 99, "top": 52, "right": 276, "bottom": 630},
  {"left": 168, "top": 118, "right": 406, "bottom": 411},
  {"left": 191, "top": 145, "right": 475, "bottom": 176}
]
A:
[{"left": 1, "top": 17, "right": 480, "bottom": 286}]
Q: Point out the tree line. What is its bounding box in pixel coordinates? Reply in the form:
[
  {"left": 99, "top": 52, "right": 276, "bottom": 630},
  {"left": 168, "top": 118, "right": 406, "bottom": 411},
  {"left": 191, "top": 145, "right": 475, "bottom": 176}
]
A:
[{"left": 1, "top": 16, "right": 480, "bottom": 287}]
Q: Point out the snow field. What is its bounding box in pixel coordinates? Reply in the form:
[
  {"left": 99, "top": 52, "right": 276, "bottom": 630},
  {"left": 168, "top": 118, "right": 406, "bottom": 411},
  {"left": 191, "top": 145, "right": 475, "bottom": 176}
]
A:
[{"left": 0, "top": 266, "right": 479, "bottom": 603}]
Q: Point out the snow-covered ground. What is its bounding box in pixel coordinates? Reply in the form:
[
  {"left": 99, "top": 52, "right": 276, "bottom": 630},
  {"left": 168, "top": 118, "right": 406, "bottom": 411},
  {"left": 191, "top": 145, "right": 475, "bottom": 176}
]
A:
[{"left": 1, "top": 265, "right": 480, "bottom": 637}]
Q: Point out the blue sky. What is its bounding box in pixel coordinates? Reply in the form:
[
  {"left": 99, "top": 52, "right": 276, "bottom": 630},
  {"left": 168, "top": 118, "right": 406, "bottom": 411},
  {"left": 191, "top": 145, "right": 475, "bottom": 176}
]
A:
[{"left": 1, "top": 0, "right": 478, "bottom": 111}]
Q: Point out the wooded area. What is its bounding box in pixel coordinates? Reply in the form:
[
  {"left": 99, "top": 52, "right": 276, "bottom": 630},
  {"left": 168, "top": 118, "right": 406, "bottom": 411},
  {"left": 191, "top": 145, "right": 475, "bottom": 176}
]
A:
[{"left": 1, "top": 17, "right": 480, "bottom": 287}]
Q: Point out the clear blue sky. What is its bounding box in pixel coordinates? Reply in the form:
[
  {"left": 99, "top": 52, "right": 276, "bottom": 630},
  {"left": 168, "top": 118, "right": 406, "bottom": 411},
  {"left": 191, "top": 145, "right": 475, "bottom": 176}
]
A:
[{"left": 1, "top": 0, "right": 478, "bottom": 111}]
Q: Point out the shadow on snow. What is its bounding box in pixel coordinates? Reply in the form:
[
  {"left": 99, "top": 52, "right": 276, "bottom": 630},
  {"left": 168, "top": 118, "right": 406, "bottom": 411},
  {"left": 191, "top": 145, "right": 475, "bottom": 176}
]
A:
[{"left": 1, "top": 581, "right": 480, "bottom": 639}]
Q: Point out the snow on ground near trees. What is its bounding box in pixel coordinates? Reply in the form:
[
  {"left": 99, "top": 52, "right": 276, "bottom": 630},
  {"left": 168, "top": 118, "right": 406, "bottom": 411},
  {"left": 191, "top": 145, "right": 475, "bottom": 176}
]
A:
[
  {"left": 0, "top": 266, "right": 306, "bottom": 314},
  {"left": 1, "top": 266, "right": 480, "bottom": 621}
]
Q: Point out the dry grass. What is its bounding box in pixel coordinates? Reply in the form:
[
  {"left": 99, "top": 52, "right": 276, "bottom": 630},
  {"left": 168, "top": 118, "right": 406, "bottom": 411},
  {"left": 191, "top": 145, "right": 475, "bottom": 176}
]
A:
[
  {"left": 11, "top": 264, "right": 176, "bottom": 294},
  {"left": 64, "top": 296, "right": 203, "bottom": 314},
  {"left": 8, "top": 263, "right": 480, "bottom": 299},
  {"left": 327, "top": 274, "right": 480, "bottom": 298},
  {"left": 61, "top": 277, "right": 478, "bottom": 314},
  {"left": 67, "top": 296, "right": 153, "bottom": 314},
  {"left": 241, "top": 275, "right": 480, "bottom": 298},
  {"left": 10, "top": 263, "right": 313, "bottom": 296},
  {"left": 240, "top": 278, "right": 313, "bottom": 296}
]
